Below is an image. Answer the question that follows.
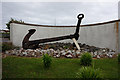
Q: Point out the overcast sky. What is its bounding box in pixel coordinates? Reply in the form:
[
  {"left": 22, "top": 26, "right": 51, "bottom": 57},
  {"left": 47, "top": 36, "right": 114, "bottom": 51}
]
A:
[{"left": 1, "top": 1, "right": 120, "bottom": 29}]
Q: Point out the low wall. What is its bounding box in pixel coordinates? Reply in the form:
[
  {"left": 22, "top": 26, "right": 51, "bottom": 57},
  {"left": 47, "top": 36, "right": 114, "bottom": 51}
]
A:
[{"left": 10, "top": 20, "right": 120, "bottom": 52}]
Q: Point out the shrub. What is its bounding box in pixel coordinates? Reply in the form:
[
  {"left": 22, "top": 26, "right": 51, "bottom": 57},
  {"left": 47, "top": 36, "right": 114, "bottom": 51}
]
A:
[
  {"left": 80, "top": 52, "right": 92, "bottom": 66},
  {"left": 42, "top": 54, "right": 52, "bottom": 68},
  {"left": 1, "top": 42, "right": 14, "bottom": 52},
  {"left": 63, "top": 45, "right": 69, "bottom": 49},
  {"left": 118, "top": 54, "right": 120, "bottom": 63},
  {"left": 0, "top": 42, "right": 20, "bottom": 52},
  {"left": 2, "top": 33, "right": 10, "bottom": 38},
  {"left": 76, "top": 67, "right": 102, "bottom": 80},
  {"left": 6, "top": 18, "right": 24, "bottom": 29}
]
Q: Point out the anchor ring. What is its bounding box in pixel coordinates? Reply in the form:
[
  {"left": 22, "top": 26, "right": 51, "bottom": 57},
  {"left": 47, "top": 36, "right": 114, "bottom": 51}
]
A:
[{"left": 77, "top": 14, "right": 84, "bottom": 19}]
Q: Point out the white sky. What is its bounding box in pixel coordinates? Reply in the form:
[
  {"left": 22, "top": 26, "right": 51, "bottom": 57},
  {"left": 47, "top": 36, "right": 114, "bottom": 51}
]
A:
[
  {"left": 1, "top": 0, "right": 120, "bottom": 2},
  {"left": 1, "top": 0, "right": 120, "bottom": 29}
]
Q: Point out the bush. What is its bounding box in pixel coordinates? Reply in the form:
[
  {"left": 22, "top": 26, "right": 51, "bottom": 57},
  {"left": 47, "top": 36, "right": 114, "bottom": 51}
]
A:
[
  {"left": 80, "top": 52, "right": 92, "bottom": 66},
  {"left": 42, "top": 54, "right": 52, "bottom": 68},
  {"left": 0, "top": 42, "right": 20, "bottom": 52},
  {"left": 118, "top": 54, "right": 120, "bottom": 63},
  {"left": 1, "top": 42, "right": 14, "bottom": 52},
  {"left": 6, "top": 18, "right": 24, "bottom": 29},
  {"left": 76, "top": 67, "right": 102, "bottom": 80},
  {"left": 2, "top": 33, "right": 10, "bottom": 38}
]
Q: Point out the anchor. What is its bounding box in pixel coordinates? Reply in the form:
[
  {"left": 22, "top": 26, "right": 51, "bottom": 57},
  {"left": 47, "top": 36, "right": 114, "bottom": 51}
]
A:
[{"left": 22, "top": 14, "right": 84, "bottom": 49}]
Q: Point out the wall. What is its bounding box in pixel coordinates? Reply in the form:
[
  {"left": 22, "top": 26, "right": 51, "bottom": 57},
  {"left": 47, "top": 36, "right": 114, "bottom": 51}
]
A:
[{"left": 10, "top": 20, "right": 120, "bottom": 52}]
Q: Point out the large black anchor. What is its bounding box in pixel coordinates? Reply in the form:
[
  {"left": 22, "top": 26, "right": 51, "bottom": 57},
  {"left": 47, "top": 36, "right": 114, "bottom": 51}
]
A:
[{"left": 22, "top": 14, "right": 84, "bottom": 49}]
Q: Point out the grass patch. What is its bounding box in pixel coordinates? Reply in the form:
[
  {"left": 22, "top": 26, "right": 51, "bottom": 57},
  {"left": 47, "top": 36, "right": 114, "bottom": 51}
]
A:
[
  {"left": 93, "top": 58, "right": 118, "bottom": 78},
  {"left": 2, "top": 56, "right": 118, "bottom": 79}
]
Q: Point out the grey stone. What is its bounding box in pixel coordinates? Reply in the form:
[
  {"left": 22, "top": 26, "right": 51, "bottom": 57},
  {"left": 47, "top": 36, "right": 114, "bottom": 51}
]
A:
[
  {"left": 76, "top": 50, "right": 80, "bottom": 54},
  {"left": 109, "top": 54, "right": 113, "bottom": 58},
  {"left": 3, "top": 42, "right": 117, "bottom": 58},
  {"left": 67, "top": 50, "right": 72, "bottom": 54},
  {"left": 61, "top": 52, "right": 66, "bottom": 56},
  {"left": 56, "top": 54, "right": 60, "bottom": 58},
  {"left": 5, "top": 51, "right": 9, "bottom": 54},
  {"left": 97, "top": 55, "right": 100, "bottom": 59},
  {"left": 22, "top": 51, "right": 27, "bottom": 56},
  {"left": 66, "top": 54, "right": 72, "bottom": 58}
]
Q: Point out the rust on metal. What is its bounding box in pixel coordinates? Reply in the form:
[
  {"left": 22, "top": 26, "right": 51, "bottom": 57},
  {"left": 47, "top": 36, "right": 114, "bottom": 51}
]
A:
[
  {"left": 116, "top": 22, "right": 119, "bottom": 33},
  {"left": 115, "top": 22, "right": 119, "bottom": 52},
  {"left": 22, "top": 14, "right": 84, "bottom": 49}
]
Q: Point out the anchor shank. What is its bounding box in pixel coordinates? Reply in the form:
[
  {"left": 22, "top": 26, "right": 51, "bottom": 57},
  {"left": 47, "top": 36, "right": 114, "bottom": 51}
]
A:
[{"left": 28, "top": 34, "right": 75, "bottom": 45}]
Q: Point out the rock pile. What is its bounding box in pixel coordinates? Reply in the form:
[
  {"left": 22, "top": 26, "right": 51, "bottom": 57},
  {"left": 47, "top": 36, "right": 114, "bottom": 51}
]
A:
[{"left": 4, "top": 43, "right": 117, "bottom": 59}]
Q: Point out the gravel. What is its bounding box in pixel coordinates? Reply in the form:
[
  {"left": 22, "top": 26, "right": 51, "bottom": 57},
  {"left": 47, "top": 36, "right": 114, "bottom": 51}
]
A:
[{"left": 3, "top": 42, "right": 117, "bottom": 59}]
